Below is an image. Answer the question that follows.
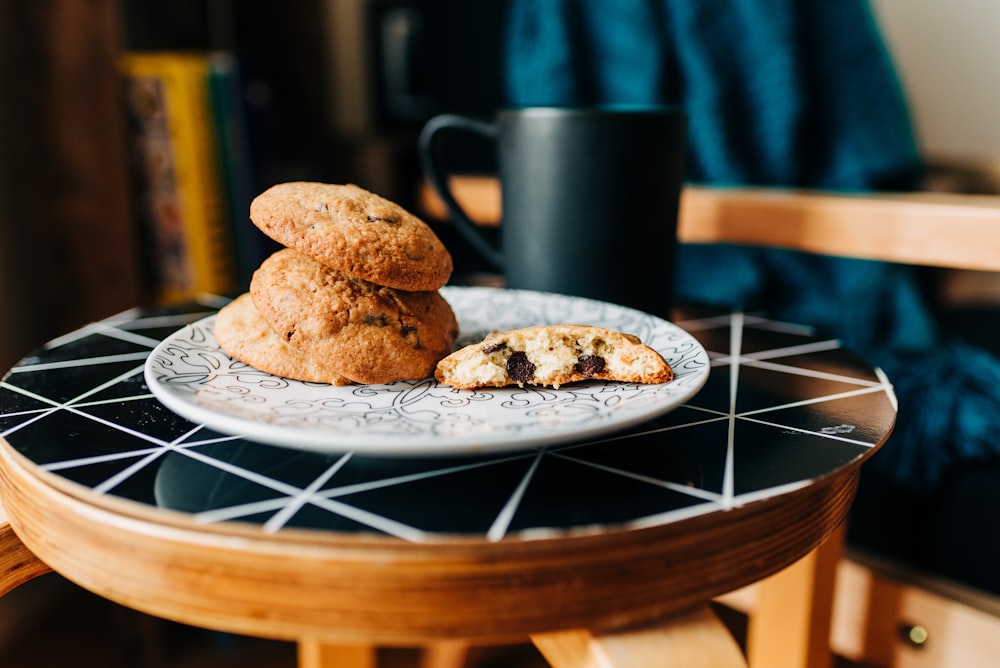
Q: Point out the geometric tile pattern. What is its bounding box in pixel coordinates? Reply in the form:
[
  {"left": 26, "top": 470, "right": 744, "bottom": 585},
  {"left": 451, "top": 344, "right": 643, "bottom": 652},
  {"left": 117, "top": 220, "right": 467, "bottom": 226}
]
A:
[{"left": 0, "top": 298, "right": 896, "bottom": 543}]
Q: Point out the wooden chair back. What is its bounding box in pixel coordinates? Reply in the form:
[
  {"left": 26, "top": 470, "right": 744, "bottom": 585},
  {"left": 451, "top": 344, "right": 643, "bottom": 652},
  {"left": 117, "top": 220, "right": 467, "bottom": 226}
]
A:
[{"left": 420, "top": 176, "right": 1000, "bottom": 272}]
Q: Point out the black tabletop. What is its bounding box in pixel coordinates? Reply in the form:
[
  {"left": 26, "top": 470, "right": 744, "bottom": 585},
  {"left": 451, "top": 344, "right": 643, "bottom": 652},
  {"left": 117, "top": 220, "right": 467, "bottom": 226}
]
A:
[{"left": 0, "top": 298, "right": 895, "bottom": 542}]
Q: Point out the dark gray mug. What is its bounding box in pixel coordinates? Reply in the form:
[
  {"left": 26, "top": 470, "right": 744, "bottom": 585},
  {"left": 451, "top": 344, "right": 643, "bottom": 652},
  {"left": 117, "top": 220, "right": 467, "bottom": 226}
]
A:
[{"left": 419, "top": 106, "right": 686, "bottom": 319}]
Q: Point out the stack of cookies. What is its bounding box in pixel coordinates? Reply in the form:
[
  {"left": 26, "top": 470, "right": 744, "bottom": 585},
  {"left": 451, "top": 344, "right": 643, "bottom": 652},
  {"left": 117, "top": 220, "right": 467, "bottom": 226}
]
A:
[{"left": 214, "top": 182, "right": 458, "bottom": 385}]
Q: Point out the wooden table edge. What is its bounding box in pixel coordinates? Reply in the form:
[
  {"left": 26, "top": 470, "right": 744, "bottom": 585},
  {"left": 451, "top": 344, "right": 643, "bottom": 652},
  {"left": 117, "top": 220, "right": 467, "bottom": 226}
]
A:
[{"left": 0, "top": 434, "right": 863, "bottom": 646}]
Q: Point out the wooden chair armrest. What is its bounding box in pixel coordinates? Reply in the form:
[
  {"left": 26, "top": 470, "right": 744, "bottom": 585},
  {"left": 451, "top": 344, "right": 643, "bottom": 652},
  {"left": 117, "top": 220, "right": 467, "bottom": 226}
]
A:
[
  {"left": 419, "top": 176, "right": 1000, "bottom": 272},
  {"left": 680, "top": 186, "right": 1000, "bottom": 271}
]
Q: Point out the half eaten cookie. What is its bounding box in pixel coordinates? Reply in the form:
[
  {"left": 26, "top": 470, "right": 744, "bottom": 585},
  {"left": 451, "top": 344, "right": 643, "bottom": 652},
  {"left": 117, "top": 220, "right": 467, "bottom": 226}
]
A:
[{"left": 434, "top": 324, "right": 673, "bottom": 389}]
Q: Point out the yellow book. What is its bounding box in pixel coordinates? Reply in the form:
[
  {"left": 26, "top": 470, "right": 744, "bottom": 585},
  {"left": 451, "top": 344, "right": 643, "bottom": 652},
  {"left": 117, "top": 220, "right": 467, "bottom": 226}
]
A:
[{"left": 121, "top": 52, "right": 237, "bottom": 303}]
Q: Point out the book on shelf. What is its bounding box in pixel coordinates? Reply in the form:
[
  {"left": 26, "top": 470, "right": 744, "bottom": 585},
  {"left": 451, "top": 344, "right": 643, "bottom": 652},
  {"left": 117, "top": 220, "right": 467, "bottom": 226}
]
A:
[
  {"left": 207, "top": 52, "right": 267, "bottom": 289},
  {"left": 122, "top": 51, "right": 249, "bottom": 304}
]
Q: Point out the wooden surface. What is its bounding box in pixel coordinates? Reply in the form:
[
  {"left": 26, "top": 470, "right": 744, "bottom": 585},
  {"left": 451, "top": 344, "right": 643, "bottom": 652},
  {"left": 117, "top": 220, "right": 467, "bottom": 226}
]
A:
[
  {"left": 0, "top": 438, "right": 861, "bottom": 647},
  {"left": 531, "top": 606, "right": 746, "bottom": 667},
  {"left": 0, "top": 500, "right": 50, "bottom": 597},
  {"left": 297, "top": 641, "right": 376, "bottom": 668},
  {"left": 419, "top": 176, "right": 1000, "bottom": 271},
  {"left": 830, "top": 555, "right": 1000, "bottom": 667},
  {"left": 744, "top": 524, "right": 844, "bottom": 668},
  {"left": 680, "top": 186, "right": 1000, "bottom": 272},
  {"left": 718, "top": 549, "right": 1000, "bottom": 668}
]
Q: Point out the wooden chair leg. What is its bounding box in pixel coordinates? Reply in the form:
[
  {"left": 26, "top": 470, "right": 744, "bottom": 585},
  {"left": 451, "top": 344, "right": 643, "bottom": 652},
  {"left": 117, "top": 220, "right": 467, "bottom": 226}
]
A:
[
  {"left": 744, "top": 523, "right": 845, "bottom": 668},
  {"left": 531, "top": 606, "right": 746, "bottom": 668},
  {"left": 1, "top": 501, "right": 52, "bottom": 596}
]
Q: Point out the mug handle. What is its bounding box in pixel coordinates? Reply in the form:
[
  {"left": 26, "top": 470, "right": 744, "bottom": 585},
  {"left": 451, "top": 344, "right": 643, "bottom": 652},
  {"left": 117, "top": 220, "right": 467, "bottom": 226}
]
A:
[{"left": 418, "top": 114, "right": 503, "bottom": 270}]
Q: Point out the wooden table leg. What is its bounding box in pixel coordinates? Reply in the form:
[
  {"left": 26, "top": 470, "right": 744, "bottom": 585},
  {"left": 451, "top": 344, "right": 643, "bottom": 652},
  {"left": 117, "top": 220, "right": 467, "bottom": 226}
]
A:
[
  {"left": 417, "top": 640, "right": 472, "bottom": 668},
  {"left": 744, "top": 524, "right": 844, "bottom": 668},
  {"left": 297, "top": 640, "right": 376, "bottom": 668},
  {"left": 530, "top": 606, "right": 747, "bottom": 667},
  {"left": 1, "top": 502, "right": 52, "bottom": 596},
  {"left": 297, "top": 642, "right": 470, "bottom": 668}
]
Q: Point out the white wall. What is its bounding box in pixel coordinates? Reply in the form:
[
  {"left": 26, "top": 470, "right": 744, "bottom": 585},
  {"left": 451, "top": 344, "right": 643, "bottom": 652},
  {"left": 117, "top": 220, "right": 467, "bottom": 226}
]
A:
[{"left": 871, "top": 0, "right": 1000, "bottom": 164}]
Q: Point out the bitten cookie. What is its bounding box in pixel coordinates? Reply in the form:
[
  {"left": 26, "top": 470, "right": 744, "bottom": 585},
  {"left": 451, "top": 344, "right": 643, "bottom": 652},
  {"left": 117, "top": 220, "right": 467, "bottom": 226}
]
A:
[
  {"left": 250, "top": 248, "right": 459, "bottom": 384},
  {"left": 214, "top": 293, "right": 351, "bottom": 385},
  {"left": 249, "top": 181, "right": 453, "bottom": 291},
  {"left": 434, "top": 324, "right": 673, "bottom": 389}
]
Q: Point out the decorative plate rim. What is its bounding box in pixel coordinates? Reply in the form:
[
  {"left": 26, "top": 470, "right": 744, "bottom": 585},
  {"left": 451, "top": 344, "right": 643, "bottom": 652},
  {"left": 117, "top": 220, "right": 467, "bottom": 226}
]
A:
[{"left": 143, "top": 286, "right": 710, "bottom": 456}]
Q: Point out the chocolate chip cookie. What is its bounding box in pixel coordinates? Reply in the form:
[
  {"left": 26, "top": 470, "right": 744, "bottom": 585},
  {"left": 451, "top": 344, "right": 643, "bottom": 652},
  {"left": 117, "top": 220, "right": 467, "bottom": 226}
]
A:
[
  {"left": 249, "top": 182, "right": 453, "bottom": 291},
  {"left": 214, "top": 293, "right": 351, "bottom": 385},
  {"left": 434, "top": 324, "right": 673, "bottom": 389},
  {"left": 250, "top": 248, "right": 458, "bottom": 384}
]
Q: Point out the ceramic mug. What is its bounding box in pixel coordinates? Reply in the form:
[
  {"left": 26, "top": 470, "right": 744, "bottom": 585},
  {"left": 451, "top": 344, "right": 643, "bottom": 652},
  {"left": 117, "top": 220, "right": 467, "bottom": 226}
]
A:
[{"left": 419, "top": 106, "right": 687, "bottom": 319}]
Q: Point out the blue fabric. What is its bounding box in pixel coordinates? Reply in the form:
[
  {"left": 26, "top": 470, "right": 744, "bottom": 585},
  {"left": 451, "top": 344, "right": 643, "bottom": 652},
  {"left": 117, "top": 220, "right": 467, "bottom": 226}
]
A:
[{"left": 503, "top": 0, "right": 1000, "bottom": 487}]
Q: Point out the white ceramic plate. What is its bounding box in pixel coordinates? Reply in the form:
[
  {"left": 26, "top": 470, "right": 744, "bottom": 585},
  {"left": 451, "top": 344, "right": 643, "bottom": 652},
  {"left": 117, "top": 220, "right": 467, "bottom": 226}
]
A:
[{"left": 144, "top": 287, "right": 710, "bottom": 456}]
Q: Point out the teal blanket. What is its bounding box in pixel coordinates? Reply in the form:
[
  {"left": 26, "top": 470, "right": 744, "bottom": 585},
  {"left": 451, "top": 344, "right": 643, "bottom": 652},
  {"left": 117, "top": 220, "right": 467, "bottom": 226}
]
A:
[{"left": 504, "top": 0, "right": 1000, "bottom": 487}]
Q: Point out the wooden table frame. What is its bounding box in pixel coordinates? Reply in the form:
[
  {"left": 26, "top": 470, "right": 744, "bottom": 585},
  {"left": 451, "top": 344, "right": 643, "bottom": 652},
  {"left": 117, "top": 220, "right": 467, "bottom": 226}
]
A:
[{"left": 0, "top": 441, "right": 859, "bottom": 666}]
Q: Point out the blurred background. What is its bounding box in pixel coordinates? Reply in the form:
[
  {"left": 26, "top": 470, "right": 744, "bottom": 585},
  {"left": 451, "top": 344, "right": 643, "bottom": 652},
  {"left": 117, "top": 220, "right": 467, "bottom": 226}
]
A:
[{"left": 1, "top": 0, "right": 999, "bottom": 372}]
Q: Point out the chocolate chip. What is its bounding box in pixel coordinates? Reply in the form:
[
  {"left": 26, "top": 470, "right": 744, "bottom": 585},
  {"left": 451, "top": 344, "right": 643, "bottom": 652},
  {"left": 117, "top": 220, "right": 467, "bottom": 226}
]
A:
[
  {"left": 364, "top": 314, "right": 388, "bottom": 326},
  {"left": 506, "top": 351, "right": 536, "bottom": 383},
  {"left": 367, "top": 214, "right": 399, "bottom": 224},
  {"left": 575, "top": 355, "right": 606, "bottom": 378},
  {"left": 482, "top": 341, "right": 507, "bottom": 354}
]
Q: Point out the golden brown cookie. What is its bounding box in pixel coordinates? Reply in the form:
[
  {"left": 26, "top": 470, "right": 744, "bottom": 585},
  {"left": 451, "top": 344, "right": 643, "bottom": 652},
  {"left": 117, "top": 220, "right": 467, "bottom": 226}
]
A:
[
  {"left": 249, "top": 181, "right": 453, "bottom": 291},
  {"left": 434, "top": 324, "right": 673, "bottom": 389},
  {"left": 250, "top": 248, "right": 458, "bottom": 384},
  {"left": 214, "top": 293, "right": 351, "bottom": 385}
]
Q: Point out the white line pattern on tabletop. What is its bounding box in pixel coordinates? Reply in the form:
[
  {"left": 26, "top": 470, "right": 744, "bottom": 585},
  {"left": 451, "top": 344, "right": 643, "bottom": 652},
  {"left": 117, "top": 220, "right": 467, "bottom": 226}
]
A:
[{"left": 0, "top": 304, "right": 897, "bottom": 544}]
